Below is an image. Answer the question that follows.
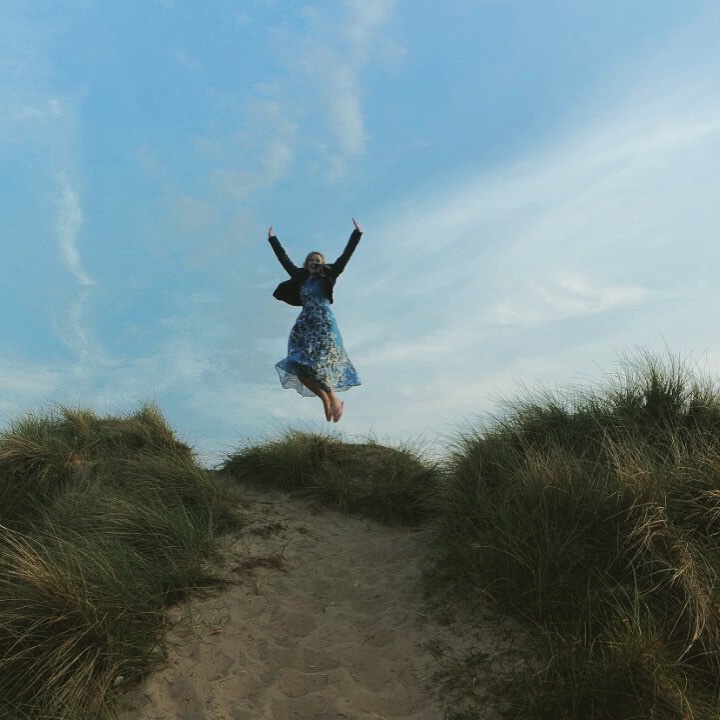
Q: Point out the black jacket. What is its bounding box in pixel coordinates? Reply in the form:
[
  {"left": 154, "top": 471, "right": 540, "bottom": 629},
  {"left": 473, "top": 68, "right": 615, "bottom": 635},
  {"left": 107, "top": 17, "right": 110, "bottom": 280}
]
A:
[{"left": 269, "top": 229, "right": 362, "bottom": 306}]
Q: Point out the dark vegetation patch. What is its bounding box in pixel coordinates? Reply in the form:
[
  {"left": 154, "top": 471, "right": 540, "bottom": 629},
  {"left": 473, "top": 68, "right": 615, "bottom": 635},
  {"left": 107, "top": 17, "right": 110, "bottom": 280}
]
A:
[{"left": 220, "top": 430, "right": 438, "bottom": 525}]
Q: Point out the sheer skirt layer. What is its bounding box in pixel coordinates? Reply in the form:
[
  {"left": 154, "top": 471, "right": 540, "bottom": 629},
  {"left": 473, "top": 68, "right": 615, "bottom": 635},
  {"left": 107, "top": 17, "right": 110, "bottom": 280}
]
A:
[{"left": 275, "top": 277, "right": 360, "bottom": 396}]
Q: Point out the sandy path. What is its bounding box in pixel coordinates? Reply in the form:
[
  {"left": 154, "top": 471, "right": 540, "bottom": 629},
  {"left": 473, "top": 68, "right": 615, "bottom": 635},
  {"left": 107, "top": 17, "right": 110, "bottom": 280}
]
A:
[{"left": 116, "top": 485, "right": 519, "bottom": 720}]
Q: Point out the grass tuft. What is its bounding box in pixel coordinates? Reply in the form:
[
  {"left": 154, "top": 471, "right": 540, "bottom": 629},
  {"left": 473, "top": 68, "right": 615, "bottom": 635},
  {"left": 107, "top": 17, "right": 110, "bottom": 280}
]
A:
[
  {"left": 220, "top": 430, "right": 437, "bottom": 524},
  {"left": 0, "top": 404, "right": 231, "bottom": 720},
  {"left": 425, "top": 352, "right": 720, "bottom": 718}
]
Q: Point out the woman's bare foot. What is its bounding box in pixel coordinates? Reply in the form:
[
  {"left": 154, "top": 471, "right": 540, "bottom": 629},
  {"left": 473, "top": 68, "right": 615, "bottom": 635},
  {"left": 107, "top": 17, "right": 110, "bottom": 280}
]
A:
[{"left": 332, "top": 400, "right": 344, "bottom": 423}]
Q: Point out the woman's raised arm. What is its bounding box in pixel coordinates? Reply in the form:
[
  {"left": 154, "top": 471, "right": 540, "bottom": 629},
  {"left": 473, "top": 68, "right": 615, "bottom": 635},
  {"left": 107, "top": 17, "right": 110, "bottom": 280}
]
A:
[
  {"left": 331, "top": 218, "right": 363, "bottom": 276},
  {"left": 267, "top": 225, "right": 299, "bottom": 276}
]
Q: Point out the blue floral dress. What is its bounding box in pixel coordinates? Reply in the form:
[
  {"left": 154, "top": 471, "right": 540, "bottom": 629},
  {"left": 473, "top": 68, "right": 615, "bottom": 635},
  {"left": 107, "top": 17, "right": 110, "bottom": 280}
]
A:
[{"left": 276, "top": 274, "right": 361, "bottom": 395}]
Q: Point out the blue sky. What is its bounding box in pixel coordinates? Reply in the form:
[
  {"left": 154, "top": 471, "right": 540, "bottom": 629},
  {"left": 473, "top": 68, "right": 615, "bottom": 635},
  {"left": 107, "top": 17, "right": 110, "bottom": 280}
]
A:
[{"left": 3, "top": 1, "right": 720, "bottom": 463}]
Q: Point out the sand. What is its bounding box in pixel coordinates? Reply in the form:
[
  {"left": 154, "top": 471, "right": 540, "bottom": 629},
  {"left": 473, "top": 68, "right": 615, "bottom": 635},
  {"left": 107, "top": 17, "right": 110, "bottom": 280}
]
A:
[{"left": 116, "top": 485, "right": 524, "bottom": 720}]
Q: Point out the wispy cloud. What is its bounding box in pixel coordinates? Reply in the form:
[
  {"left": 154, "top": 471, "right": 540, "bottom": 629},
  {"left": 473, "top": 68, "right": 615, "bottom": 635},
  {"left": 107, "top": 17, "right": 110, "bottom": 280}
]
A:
[
  {"left": 11, "top": 98, "right": 62, "bottom": 124},
  {"left": 320, "top": 0, "right": 396, "bottom": 159},
  {"left": 359, "top": 66, "right": 720, "bottom": 293},
  {"left": 167, "top": 47, "right": 205, "bottom": 72},
  {"left": 202, "top": 89, "right": 297, "bottom": 197},
  {"left": 195, "top": 0, "right": 396, "bottom": 196},
  {"left": 65, "top": 289, "right": 96, "bottom": 364},
  {"left": 0, "top": 360, "right": 61, "bottom": 412},
  {"left": 325, "top": 64, "right": 366, "bottom": 158},
  {"left": 334, "top": 57, "right": 720, "bottom": 447},
  {"left": 346, "top": 0, "right": 395, "bottom": 52},
  {"left": 274, "top": 0, "right": 397, "bottom": 179},
  {"left": 55, "top": 174, "right": 101, "bottom": 364},
  {"left": 209, "top": 136, "right": 294, "bottom": 196},
  {"left": 56, "top": 174, "right": 94, "bottom": 287},
  {"left": 493, "top": 273, "right": 647, "bottom": 325}
]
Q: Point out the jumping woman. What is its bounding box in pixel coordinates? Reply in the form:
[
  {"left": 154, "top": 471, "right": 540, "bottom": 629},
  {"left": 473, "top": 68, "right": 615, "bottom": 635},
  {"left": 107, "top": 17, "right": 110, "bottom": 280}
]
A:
[{"left": 268, "top": 218, "right": 362, "bottom": 422}]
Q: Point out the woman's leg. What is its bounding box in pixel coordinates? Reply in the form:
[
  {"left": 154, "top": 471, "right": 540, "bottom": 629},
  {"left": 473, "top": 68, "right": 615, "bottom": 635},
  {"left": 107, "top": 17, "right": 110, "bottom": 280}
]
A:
[{"left": 298, "top": 376, "right": 332, "bottom": 421}]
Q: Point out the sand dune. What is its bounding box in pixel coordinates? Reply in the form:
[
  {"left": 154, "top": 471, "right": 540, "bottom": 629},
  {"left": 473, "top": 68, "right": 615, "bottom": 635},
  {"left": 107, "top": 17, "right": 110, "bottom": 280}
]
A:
[{"left": 116, "top": 485, "right": 520, "bottom": 719}]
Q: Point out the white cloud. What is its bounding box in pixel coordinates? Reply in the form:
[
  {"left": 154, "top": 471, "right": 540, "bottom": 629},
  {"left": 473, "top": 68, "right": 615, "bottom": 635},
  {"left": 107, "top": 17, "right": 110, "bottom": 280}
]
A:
[
  {"left": 65, "top": 288, "right": 96, "bottom": 363},
  {"left": 202, "top": 90, "right": 298, "bottom": 197},
  {"left": 264, "top": 138, "right": 294, "bottom": 179},
  {"left": 56, "top": 174, "right": 94, "bottom": 287},
  {"left": 167, "top": 47, "right": 205, "bottom": 72},
  {"left": 0, "top": 361, "right": 61, "bottom": 413},
  {"left": 323, "top": 0, "right": 395, "bottom": 159},
  {"left": 274, "top": 0, "right": 396, "bottom": 178},
  {"left": 195, "top": 0, "right": 396, "bottom": 193},
  {"left": 357, "top": 66, "right": 720, "bottom": 286},
  {"left": 5, "top": 1, "right": 720, "bottom": 467},
  {"left": 492, "top": 273, "right": 647, "bottom": 325},
  {"left": 326, "top": 64, "right": 366, "bottom": 157},
  {"left": 345, "top": 0, "right": 395, "bottom": 57},
  {"left": 11, "top": 97, "right": 62, "bottom": 123},
  {"left": 54, "top": 174, "right": 102, "bottom": 364},
  {"left": 330, "top": 56, "right": 720, "bottom": 448}
]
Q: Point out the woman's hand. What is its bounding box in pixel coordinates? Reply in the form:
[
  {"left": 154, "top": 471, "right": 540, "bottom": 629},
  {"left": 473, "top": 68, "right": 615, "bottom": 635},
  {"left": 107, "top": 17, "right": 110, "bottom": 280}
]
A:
[
  {"left": 352, "top": 217, "right": 362, "bottom": 233},
  {"left": 268, "top": 225, "right": 274, "bottom": 238}
]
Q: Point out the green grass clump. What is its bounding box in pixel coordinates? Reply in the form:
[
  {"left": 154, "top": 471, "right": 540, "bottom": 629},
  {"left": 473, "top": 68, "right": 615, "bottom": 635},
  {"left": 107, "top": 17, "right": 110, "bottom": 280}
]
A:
[
  {"left": 0, "top": 405, "right": 229, "bottom": 720},
  {"left": 425, "top": 353, "right": 720, "bottom": 719},
  {"left": 220, "top": 430, "right": 437, "bottom": 524}
]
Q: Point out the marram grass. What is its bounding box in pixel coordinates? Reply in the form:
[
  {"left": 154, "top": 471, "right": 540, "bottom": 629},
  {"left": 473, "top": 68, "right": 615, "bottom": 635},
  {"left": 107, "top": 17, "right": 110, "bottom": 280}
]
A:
[
  {"left": 424, "top": 353, "right": 720, "bottom": 719},
  {"left": 0, "top": 405, "right": 230, "bottom": 720},
  {"left": 221, "top": 429, "right": 438, "bottom": 525},
  {"left": 6, "top": 353, "right": 720, "bottom": 719}
]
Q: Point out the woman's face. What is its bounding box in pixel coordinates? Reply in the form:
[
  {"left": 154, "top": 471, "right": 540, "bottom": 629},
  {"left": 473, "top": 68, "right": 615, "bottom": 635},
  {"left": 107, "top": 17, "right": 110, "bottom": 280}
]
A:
[{"left": 306, "top": 252, "right": 325, "bottom": 273}]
